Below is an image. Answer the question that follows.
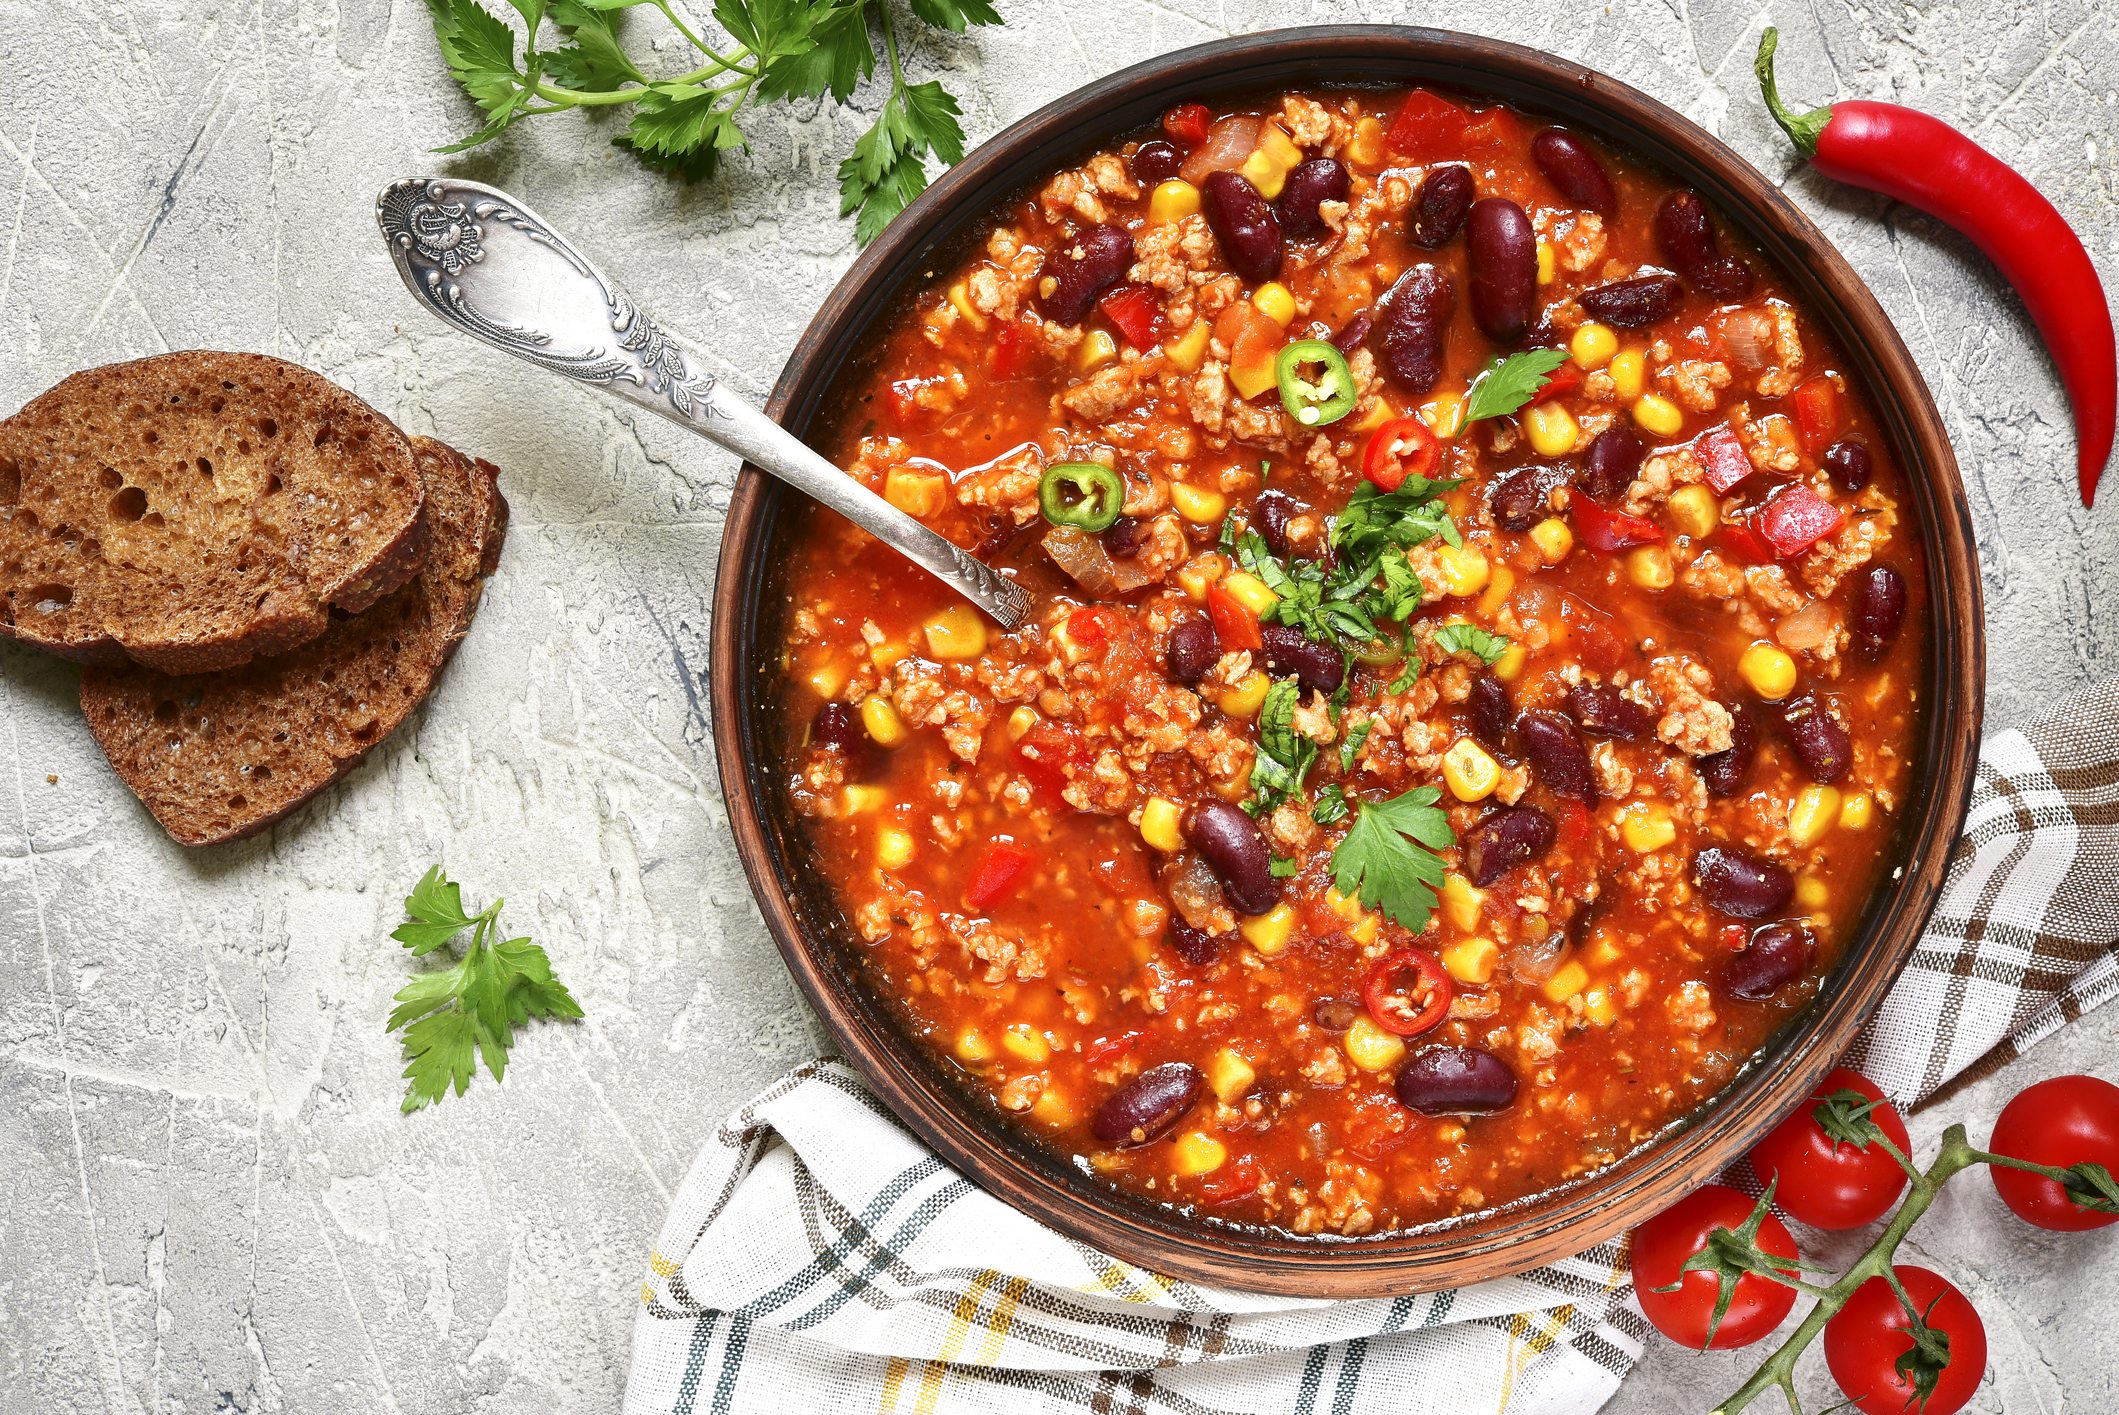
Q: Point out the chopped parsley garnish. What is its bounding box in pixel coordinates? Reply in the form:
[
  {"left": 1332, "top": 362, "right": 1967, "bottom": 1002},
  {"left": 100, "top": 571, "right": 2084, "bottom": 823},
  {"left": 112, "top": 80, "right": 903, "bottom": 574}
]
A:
[
  {"left": 1328, "top": 787, "right": 1456, "bottom": 929},
  {"left": 1311, "top": 783, "right": 1349, "bottom": 825},
  {"left": 1461, "top": 348, "right": 1571, "bottom": 424},
  {"left": 1338, "top": 719, "right": 1373, "bottom": 773},
  {"left": 1244, "top": 677, "right": 1317, "bottom": 817},
  {"left": 1268, "top": 855, "right": 1300, "bottom": 878},
  {"left": 1433, "top": 622, "right": 1512, "bottom": 665}
]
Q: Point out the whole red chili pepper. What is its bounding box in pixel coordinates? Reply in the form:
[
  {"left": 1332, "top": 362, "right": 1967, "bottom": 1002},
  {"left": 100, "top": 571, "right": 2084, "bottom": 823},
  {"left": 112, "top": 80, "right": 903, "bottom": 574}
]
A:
[{"left": 1757, "top": 28, "right": 2117, "bottom": 507}]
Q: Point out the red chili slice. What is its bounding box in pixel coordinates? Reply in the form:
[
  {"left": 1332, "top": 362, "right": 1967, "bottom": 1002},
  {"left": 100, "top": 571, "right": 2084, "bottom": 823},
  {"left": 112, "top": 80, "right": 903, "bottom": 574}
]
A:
[
  {"left": 1385, "top": 90, "right": 1470, "bottom": 161},
  {"left": 1098, "top": 283, "right": 1167, "bottom": 349},
  {"left": 965, "top": 842, "right": 1033, "bottom": 910},
  {"left": 1571, "top": 496, "right": 1665, "bottom": 552},
  {"left": 1532, "top": 359, "right": 1583, "bottom": 404},
  {"left": 1162, "top": 102, "right": 1212, "bottom": 147},
  {"left": 1789, "top": 376, "right": 1844, "bottom": 455},
  {"left": 1360, "top": 417, "right": 1440, "bottom": 491},
  {"left": 1205, "top": 582, "right": 1265, "bottom": 652},
  {"left": 1361, "top": 948, "right": 1454, "bottom": 1037},
  {"left": 1757, "top": 485, "right": 1847, "bottom": 558},
  {"left": 1699, "top": 425, "right": 1755, "bottom": 493}
]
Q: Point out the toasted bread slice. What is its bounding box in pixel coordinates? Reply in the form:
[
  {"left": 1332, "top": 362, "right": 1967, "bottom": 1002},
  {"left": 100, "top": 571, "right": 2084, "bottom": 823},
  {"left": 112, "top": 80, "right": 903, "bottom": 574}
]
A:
[
  {"left": 0, "top": 351, "right": 425, "bottom": 672},
  {"left": 80, "top": 437, "right": 505, "bottom": 846}
]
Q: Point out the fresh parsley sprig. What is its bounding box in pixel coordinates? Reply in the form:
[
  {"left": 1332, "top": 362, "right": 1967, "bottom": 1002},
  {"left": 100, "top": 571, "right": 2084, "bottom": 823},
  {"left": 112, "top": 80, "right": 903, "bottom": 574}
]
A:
[
  {"left": 387, "top": 866, "right": 584, "bottom": 1113},
  {"left": 1461, "top": 348, "right": 1571, "bottom": 424},
  {"left": 1328, "top": 786, "right": 1455, "bottom": 929},
  {"left": 421, "top": 0, "right": 998, "bottom": 244}
]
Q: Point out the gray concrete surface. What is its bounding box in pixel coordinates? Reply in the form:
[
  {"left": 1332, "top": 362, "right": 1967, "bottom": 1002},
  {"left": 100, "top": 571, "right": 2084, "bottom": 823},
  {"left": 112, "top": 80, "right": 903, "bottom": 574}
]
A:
[{"left": 1, "top": 0, "right": 2113, "bottom": 1410}]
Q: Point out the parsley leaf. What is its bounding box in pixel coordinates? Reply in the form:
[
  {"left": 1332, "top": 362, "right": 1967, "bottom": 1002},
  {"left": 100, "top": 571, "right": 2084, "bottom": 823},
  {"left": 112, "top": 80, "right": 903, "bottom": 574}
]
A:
[
  {"left": 1329, "top": 787, "right": 1455, "bottom": 929},
  {"left": 1312, "top": 783, "right": 1349, "bottom": 825},
  {"left": 387, "top": 866, "right": 584, "bottom": 1113},
  {"left": 1433, "top": 622, "right": 1512, "bottom": 665},
  {"left": 1245, "top": 678, "right": 1319, "bottom": 816},
  {"left": 1339, "top": 718, "right": 1373, "bottom": 774},
  {"left": 1462, "top": 348, "right": 1571, "bottom": 424},
  {"left": 1268, "top": 855, "right": 1300, "bottom": 878}
]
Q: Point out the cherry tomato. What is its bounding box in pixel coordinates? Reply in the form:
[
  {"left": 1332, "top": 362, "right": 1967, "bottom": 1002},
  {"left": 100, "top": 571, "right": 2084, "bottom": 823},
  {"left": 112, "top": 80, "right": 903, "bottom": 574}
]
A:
[
  {"left": 1360, "top": 417, "right": 1440, "bottom": 491},
  {"left": 1825, "top": 1266, "right": 1985, "bottom": 1415},
  {"left": 1360, "top": 948, "right": 1453, "bottom": 1036},
  {"left": 1748, "top": 1066, "right": 1912, "bottom": 1230},
  {"left": 1632, "top": 1184, "right": 1800, "bottom": 1350},
  {"left": 1987, "top": 1073, "right": 2119, "bottom": 1231}
]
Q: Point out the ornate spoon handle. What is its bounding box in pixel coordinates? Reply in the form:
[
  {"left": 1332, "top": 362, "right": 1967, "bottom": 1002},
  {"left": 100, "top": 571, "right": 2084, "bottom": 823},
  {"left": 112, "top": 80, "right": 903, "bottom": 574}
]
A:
[{"left": 376, "top": 177, "right": 1033, "bottom": 630}]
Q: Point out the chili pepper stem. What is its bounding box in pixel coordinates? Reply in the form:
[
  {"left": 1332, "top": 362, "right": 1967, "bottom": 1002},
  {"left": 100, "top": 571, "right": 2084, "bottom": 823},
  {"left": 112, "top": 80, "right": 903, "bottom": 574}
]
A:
[{"left": 1754, "top": 29, "right": 1832, "bottom": 159}]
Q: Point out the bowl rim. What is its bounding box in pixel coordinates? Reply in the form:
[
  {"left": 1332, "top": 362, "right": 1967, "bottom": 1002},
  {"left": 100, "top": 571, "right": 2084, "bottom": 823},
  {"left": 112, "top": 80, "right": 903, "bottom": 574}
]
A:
[{"left": 709, "top": 23, "right": 1984, "bottom": 1297}]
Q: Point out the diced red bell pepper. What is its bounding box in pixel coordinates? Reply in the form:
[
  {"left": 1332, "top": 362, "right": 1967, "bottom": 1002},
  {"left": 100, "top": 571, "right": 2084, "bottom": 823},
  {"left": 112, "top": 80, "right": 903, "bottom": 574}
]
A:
[
  {"left": 1065, "top": 606, "right": 1107, "bottom": 649},
  {"left": 1084, "top": 1030, "right": 1146, "bottom": 1066},
  {"left": 1532, "top": 359, "right": 1583, "bottom": 405},
  {"left": 988, "top": 318, "right": 1040, "bottom": 382},
  {"left": 1556, "top": 799, "right": 1594, "bottom": 852},
  {"left": 1205, "top": 582, "right": 1265, "bottom": 652},
  {"left": 1097, "top": 283, "right": 1166, "bottom": 349},
  {"left": 1196, "top": 1158, "right": 1263, "bottom": 1205},
  {"left": 1713, "top": 516, "right": 1777, "bottom": 564},
  {"left": 1385, "top": 90, "right": 1469, "bottom": 161},
  {"left": 1757, "top": 485, "right": 1846, "bottom": 558},
  {"left": 1571, "top": 496, "right": 1665, "bottom": 552},
  {"left": 1014, "top": 720, "right": 1084, "bottom": 798},
  {"left": 1790, "top": 376, "right": 1844, "bottom": 456},
  {"left": 965, "top": 842, "right": 1032, "bottom": 910},
  {"left": 1458, "top": 105, "right": 1522, "bottom": 150},
  {"left": 1699, "top": 425, "right": 1755, "bottom": 494},
  {"left": 1162, "top": 102, "right": 1211, "bottom": 147},
  {"left": 1360, "top": 417, "right": 1440, "bottom": 491}
]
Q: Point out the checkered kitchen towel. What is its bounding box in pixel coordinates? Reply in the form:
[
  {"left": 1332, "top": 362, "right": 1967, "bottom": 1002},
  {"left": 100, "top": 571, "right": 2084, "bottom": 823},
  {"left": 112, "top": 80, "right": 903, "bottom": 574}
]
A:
[{"left": 625, "top": 678, "right": 2119, "bottom": 1415}]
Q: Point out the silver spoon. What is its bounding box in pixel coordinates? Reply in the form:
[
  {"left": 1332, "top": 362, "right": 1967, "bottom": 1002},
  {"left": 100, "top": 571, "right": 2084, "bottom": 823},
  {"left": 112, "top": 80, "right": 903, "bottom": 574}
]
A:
[{"left": 375, "top": 177, "right": 1033, "bottom": 630}]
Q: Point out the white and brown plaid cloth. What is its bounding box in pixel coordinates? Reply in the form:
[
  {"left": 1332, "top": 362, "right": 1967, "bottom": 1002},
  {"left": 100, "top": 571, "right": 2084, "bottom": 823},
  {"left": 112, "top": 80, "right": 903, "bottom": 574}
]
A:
[{"left": 625, "top": 680, "right": 2119, "bottom": 1415}]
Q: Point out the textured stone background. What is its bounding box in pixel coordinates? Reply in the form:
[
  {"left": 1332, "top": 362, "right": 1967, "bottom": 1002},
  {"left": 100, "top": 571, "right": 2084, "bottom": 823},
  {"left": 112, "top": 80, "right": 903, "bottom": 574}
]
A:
[{"left": 2, "top": 0, "right": 2115, "bottom": 1410}]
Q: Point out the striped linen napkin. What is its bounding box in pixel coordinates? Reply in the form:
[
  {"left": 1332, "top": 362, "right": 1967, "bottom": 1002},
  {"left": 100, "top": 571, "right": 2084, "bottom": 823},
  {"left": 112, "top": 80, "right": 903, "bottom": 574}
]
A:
[{"left": 624, "top": 678, "right": 2119, "bottom": 1415}]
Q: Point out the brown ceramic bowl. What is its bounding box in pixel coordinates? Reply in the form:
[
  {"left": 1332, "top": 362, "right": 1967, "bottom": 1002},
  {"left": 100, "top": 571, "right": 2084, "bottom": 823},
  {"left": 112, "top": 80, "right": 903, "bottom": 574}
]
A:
[{"left": 710, "top": 25, "right": 1982, "bottom": 1296}]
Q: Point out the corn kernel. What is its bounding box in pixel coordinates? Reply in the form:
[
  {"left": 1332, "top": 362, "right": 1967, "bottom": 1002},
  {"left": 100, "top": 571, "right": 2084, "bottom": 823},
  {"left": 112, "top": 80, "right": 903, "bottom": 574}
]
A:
[
  {"left": 1840, "top": 792, "right": 1875, "bottom": 829},
  {"left": 1435, "top": 1121, "right": 1468, "bottom": 1147},
  {"left": 1570, "top": 322, "right": 1618, "bottom": 369},
  {"left": 1175, "top": 556, "right": 1224, "bottom": 601},
  {"left": 1542, "top": 959, "right": 1590, "bottom": 1003},
  {"left": 1523, "top": 402, "right": 1580, "bottom": 457},
  {"left": 1667, "top": 483, "right": 1720, "bottom": 539},
  {"left": 1252, "top": 282, "right": 1297, "bottom": 328},
  {"left": 1353, "top": 397, "right": 1396, "bottom": 433},
  {"left": 922, "top": 604, "right": 989, "bottom": 661},
  {"left": 841, "top": 784, "right": 887, "bottom": 815},
  {"left": 1002, "top": 1022, "right": 1050, "bottom": 1064},
  {"left": 883, "top": 466, "right": 950, "bottom": 518},
  {"left": 806, "top": 661, "right": 848, "bottom": 698},
  {"left": 1530, "top": 517, "right": 1574, "bottom": 563},
  {"left": 1609, "top": 349, "right": 1646, "bottom": 400},
  {"left": 1140, "top": 797, "right": 1184, "bottom": 852},
  {"left": 1348, "top": 115, "right": 1387, "bottom": 168},
  {"left": 1326, "top": 886, "right": 1365, "bottom": 923},
  {"left": 1493, "top": 642, "right": 1528, "bottom": 682},
  {"left": 954, "top": 1027, "right": 995, "bottom": 1062},
  {"left": 1030, "top": 1088, "right": 1076, "bottom": 1127},
  {"left": 1627, "top": 544, "right": 1675, "bottom": 590},
  {"left": 875, "top": 827, "right": 917, "bottom": 871},
  {"left": 1428, "top": 543, "right": 1487, "bottom": 598},
  {"left": 1149, "top": 178, "right": 1201, "bottom": 224},
  {"left": 1794, "top": 875, "right": 1830, "bottom": 910},
  {"left": 1619, "top": 801, "right": 1678, "bottom": 854},
  {"left": 1633, "top": 394, "right": 1684, "bottom": 437},
  {"left": 1164, "top": 318, "right": 1210, "bottom": 373},
  {"left": 1583, "top": 988, "right": 1617, "bottom": 1027},
  {"left": 1788, "top": 784, "right": 1843, "bottom": 848},
  {"left": 1078, "top": 328, "right": 1118, "bottom": 371},
  {"left": 1170, "top": 1131, "right": 1228, "bottom": 1176},
  {"left": 1220, "top": 570, "right": 1278, "bottom": 616},
  {"left": 1439, "top": 873, "right": 1485, "bottom": 932},
  {"left": 860, "top": 697, "right": 908, "bottom": 748},
  {"left": 1240, "top": 900, "right": 1297, "bottom": 956},
  {"left": 1441, "top": 936, "right": 1499, "bottom": 986},
  {"left": 1739, "top": 642, "right": 1799, "bottom": 700},
  {"left": 1344, "top": 1016, "right": 1407, "bottom": 1072},
  {"left": 1170, "top": 481, "right": 1227, "bottom": 524},
  {"left": 870, "top": 641, "right": 909, "bottom": 673},
  {"left": 1348, "top": 914, "right": 1381, "bottom": 946},
  {"left": 1218, "top": 670, "right": 1270, "bottom": 719},
  {"left": 1258, "top": 121, "right": 1302, "bottom": 171},
  {"left": 948, "top": 280, "right": 987, "bottom": 331},
  {"left": 1419, "top": 392, "right": 1464, "bottom": 438},
  {"left": 1536, "top": 240, "right": 1556, "bottom": 285},
  {"left": 1477, "top": 563, "right": 1517, "bottom": 616},
  {"left": 1237, "top": 148, "right": 1289, "bottom": 199},
  {"left": 1206, "top": 1047, "right": 1257, "bottom": 1103},
  {"left": 1006, "top": 706, "right": 1039, "bottom": 741},
  {"left": 1443, "top": 738, "right": 1502, "bottom": 802}
]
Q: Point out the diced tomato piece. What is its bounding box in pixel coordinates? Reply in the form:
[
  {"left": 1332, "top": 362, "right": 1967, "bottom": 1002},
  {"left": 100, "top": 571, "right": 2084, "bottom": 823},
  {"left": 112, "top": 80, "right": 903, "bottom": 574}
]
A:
[
  {"left": 1344, "top": 1089, "right": 1414, "bottom": 1161},
  {"left": 988, "top": 318, "right": 1040, "bottom": 382},
  {"left": 1196, "top": 1158, "right": 1263, "bottom": 1205},
  {"left": 1385, "top": 90, "right": 1469, "bottom": 161},
  {"left": 1532, "top": 360, "right": 1583, "bottom": 405},
  {"left": 1205, "top": 582, "right": 1265, "bottom": 652},
  {"left": 1065, "top": 606, "right": 1107, "bottom": 649},
  {"left": 1790, "top": 376, "right": 1844, "bottom": 456},
  {"left": 965, "top": 842, "right": 1032, "bottom": 910},
  {"left": 1699, "top": 426, "right": 1755, "bottom": 493},
  {"left": 886, "top": 379, "right": 924, "bottom": 424},
  {"left": 1571, "top": 496, "right": 1665, "bottom": 552},
  {"left": 1713, "top": 516, "right": 1777, "bottom": 563},
  {"left": 1084, "top": 1030, "right": 1146, "bottom": 1066},
  {"left": 1556, "top": 800, "right": 1593, "bottom": 851},
  {"left": 1459, "top": 105, "right": 1522, "bottom": 150},
  {"left": 1757, "top": 485, "right": 1846, "bottom": 558},
  {"left": 1162, "top": 102, "right": 1211, "bottom": 147},
  {"left": 1014, "top": 720, "right": 1084, "bottom": 798},
  {"left": 1098, "top": 283, "right": 1166, "bottom": 349},
  {"left": 1717, "top": 923, "right": 1751, "bottom": 952},
  {"left": 1215, "top": 299, "right": 1284, "bottom": 399},
  {"left": 1360, "top": 417, "right": 1440, "bottom": 491},
  {"left": 1559, "top": 594, "right": 1626, "bottom": 675}
]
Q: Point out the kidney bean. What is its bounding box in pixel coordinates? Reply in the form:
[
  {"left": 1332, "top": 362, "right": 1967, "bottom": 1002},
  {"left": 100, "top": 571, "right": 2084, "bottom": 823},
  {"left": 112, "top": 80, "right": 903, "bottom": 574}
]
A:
[
  {"left": 1261, "top": 623, "right": 1345, "bottom": 697},
  {"left": 1251, "top": 490, "right": 1298, "bottom": 558},
  {"left": 1698, "top": 703, "right": 1758, "bottom": 797},
  {"left": 1532, "top": 129, "right": 1616, "bottom": 217},
  {"left": 1376, "top": 264, "right": 1454, "bottom": 395},
  {"left": 1165, "top": 619, "right": 1219, "bottom": 685},
  {"left": 1780, "top": 695, "right": 1852, "bottom": 783},
  {"left": 810, "top": 702, "right": 871, "bottom": 780},
  {"left": 1653, "top": 191, "right": 1755, "bottom": 300},
  {"left": 1167, "top": 919, "right": 1222, "bottom": 965},
  {"left": 1487, "top": 463, "right": 1572, "bottom": 531},
  {"left": 1330, "top": 311, "right": 1373, "bottom": 356},
  {"left": 1724, "top": 921, "right": 1816, "bottom": 1001},
  {"left": 1855, "top": 566, "right": 1908, "bottom": 650},
  {"left": 1313, "top": 996, "right": 1359, "bottom": 1032},
  {"left": 1101, "top": 515, "right": 1145, "bottom": 558},
  {"left": 1464, "top": 806, "right": 1556, "bottom": 887},
  {"left": 1131, "top": 139, "right": 1184, "bottom": 186},
  {"left": 1183, "top": 799, "right": 1281, "bottom": 915},
  {"left": 1568, "top": 682, "right": 1654, "bottom": 741},
  {"left": 1275, "top": 158, "right": 1349, "bottom": 239},
  {"left": 1519, "top": 710, "right": 1596, "bottom": 802},
  {"left": 1581, "top": 423, "right": 1646, "bottom": 502},
  {"left": 1693, "top": 846, "right": 1794, "bottom": 918},
  {"left": 1576, "top": 274, "right": 1685, "bottom": 329},
  {"left": 1824, "top": 440, "right": 1873, "bottom": 493},
  {"left": 1092, "top": 1062, "right": 1204, "bottom": 1146},
  {"left": 1467, "top": 198, "right": 1537, "bottom": 342},
  {"left": 1040, "top": 224, "right": 1134, "bottom": 325},
  {"left": 1468, "top": 673, "right": 1514, "bottom": 750},
  {"left": 1395, "top": 1047, "right": 1518, "bottom": 1115},
  {"left": 1200, "top": 171, "right": 1283, "bottom": 285},
  {"left": 1407, "top": 165, "right": 1475, "bottom": 249}
]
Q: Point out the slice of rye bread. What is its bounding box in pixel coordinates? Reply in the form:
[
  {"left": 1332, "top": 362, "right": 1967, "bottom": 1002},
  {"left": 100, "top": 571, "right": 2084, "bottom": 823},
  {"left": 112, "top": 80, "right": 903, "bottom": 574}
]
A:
[
  {"left": 0, "top": 351, "right": 426, "bottom": 673},
  {"left": 79, "top": 437, "right": 506, "bottom": 847}
]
